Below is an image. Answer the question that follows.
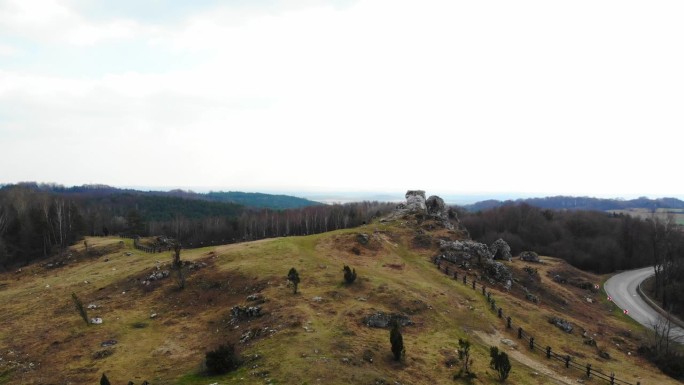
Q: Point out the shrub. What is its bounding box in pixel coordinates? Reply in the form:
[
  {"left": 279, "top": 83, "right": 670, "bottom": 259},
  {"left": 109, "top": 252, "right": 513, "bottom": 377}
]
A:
[
  {"left": 205, "top": 344, "right": 240, "bottom": 375},
  {"left": 343, "top": 265, "right": 357, "bottom": 284}
]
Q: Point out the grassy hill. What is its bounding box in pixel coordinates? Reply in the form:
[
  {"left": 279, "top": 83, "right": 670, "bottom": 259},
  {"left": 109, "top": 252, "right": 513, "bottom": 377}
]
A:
[{"left": 0, "top": 216, "right": 679, "bottom": 385}]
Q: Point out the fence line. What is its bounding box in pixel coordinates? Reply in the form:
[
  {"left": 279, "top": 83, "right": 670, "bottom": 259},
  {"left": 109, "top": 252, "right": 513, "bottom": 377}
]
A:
[{"left": 434, "top": 257, "right": 643, "bottom": 385}]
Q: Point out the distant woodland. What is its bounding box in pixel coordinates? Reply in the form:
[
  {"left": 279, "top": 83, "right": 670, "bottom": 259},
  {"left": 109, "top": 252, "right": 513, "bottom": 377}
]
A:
[
  {"left": 460, "top": 204, "right": 684, "bottom": 318},
  {"left": 0, "top": 183, "right": 394, "bottom": 270}
]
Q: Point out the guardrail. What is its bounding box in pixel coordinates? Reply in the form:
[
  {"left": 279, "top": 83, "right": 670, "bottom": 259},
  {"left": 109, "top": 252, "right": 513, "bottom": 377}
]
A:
[
  {"left": 434, "top": 257, "right": 644, "bottom": 385},
  {"left": 637, "top": 278, "right": 684, "bottom": 330}
]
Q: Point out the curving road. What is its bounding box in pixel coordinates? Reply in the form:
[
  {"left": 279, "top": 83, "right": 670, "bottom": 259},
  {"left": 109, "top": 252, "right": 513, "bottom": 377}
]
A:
[{"left": 604, "top": 267, "right": 684, "bottom": 342}]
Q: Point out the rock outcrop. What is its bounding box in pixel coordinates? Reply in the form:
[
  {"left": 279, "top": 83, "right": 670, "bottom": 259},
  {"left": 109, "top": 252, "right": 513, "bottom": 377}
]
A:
[
  {"left": 426, "top": 195, "right": 454, "bottom": 230},
  {"left": 520, "top": 251, "right": 540, "bottom": 262},
  {"left": 363, "top": 312, "right": 413, "bottom": 328},
  {"left": 489, "top": 239, "right": 512, "bottom": 261},
  {"left": 439, "top": 240, "right": 492, "bottom": 264},
  {"left": 437, "top": 239, "right": 512, "bottom": 286},
  {"left": 405, "top": 190, "right": 427, "bottom": 213}
]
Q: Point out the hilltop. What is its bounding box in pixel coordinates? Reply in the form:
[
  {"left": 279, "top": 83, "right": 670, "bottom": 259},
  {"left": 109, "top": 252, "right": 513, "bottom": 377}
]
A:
[{"left": 0, "top": 191, "right": 679, "bottom": 384}]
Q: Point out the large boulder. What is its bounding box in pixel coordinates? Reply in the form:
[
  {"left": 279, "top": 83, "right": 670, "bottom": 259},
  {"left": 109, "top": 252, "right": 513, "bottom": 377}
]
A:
[
  {"left": 426, "top": 195, "right": 454, "bottom": 229},
  {"left": 489, "top": 239, "right": 512, "bottom": 261},
  {"left": 439, "top": 240, "right": 492, "bottom": 264},
  {"left": 363, "top": 312, "right": 413, "bottom": 328},
  {"left": 484, "top": 260, "right": 513, "bottom": 284},
  {"left": 520, "top": 251, "right": 540, "bottom": 262},
  {"left": 405, "top": 190, "right": 427, "bottom": 214}
]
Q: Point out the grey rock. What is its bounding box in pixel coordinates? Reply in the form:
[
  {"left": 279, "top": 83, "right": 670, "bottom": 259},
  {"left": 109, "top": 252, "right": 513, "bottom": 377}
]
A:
[
  {"left": 490, "top": 239, "right": 512, "bottom": 261},
  {"left": 426, "top": 195, "right": 454, "bottom": 229},
  {"left": 549, "top": 317, "right": 573, "bottom": 333},
  {"left": 231, "top": 305, "right": 262, "bottom": 319},
  {"left": 357, "top": 233, "right": 370, "bottom": 245},
  {"left": 438, "top": 240, "right": 492, "bottom": 264},
  {"left": 520, "top": 251, "right": 540, "bottom": 262},
  {"left": 484, "top": 260, "right": 513, "bottom": 284},
  {"left": 363, "top": 312, "right": 413, "bottom": 328},
  {"left": 405, "top": 190, "right": 427, "bottom": 213}
]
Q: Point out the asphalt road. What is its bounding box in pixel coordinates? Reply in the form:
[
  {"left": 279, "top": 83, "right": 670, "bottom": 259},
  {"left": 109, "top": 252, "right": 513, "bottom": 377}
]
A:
[{"left": 604, "top": 266, "right": 684, "bottom": 342}]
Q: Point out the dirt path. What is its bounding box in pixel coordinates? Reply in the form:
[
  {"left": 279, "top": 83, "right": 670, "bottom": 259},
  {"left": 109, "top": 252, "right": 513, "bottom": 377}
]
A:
[{"left": 474, "top": 330, "right": 576, "bottom": 385}]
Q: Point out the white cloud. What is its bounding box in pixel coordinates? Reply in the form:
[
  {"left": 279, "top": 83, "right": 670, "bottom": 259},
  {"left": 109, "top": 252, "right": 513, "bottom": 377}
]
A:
[
  {"left": 0, "top": 43, "right": 18, "bottom": 56},
  {"left": 1, "top": 0, "right": 683, "bottom": 196},
  {"left": 0, "top": 0, "right": 155, "bottom": 45}
]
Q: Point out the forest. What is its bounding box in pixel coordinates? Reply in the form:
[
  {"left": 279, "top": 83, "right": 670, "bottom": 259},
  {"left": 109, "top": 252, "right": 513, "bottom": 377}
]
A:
[
  {"left": 459, "top": 203, "right": 684, "bottom": 318},
  {"left": 0, "top": 184, "right": 394, "bottom": 270}
]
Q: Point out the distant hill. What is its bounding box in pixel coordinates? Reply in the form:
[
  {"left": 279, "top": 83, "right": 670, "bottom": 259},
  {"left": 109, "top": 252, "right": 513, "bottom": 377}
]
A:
[
  {"left": 463, "top": 195, "right": 684, "bottom": 212},
  {"left": 4, "top": 182, "right": 320, "bottom": 210}
]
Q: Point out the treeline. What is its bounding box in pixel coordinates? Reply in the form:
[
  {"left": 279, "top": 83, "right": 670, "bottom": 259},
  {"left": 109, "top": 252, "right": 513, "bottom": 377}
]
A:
[
  {"left": 465, "top": 195, "right": 684, "bottom": 212},
  {"left": 0, "top": 184, "right": 394, "bottom": 270},
  {"left": 459, "top": 203, "right": 684, "bottom": 317},
  {"left": 147, "top": 201, "right": 394, "bottom": 247}
]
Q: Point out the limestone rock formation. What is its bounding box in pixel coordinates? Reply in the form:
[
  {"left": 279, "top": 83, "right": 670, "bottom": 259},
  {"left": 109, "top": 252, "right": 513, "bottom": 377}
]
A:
[
  {"left": 363, "top": 312, "right": 413, "bottom": 328},
  {"left": 438, "top": 240, "right": 492, "bottom": 264},
  {"left": 405, "top": 190, "right": 427, "bottom": 213},
  {"left": 519, "top": 251, "right": 540, "bottom": 263},
  {"left": 426, "top": 195, "right": 454, "bottom": 230},
  {"left": 489, "top": 239, "right": 512, "bottom": 261}
]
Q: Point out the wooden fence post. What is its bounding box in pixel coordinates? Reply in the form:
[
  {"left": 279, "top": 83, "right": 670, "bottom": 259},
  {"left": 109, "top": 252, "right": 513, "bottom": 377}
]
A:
[
  {"left": 529, "top": 337, "right": 534, "bottom": 350},
  {"left": 506, "top": 316, "right": 511, "bottom": 329},
  {"left": 586, "top": 364, "right": 591, "bottom": 378},
  {"left": 518, "top": 327, "right": 523, "bottom": 339}
]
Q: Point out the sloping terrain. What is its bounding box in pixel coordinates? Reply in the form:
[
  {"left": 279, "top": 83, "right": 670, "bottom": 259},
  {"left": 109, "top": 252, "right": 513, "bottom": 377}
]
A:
[{"left": 0, "top": 217, "right": 679, "bottom": 385}]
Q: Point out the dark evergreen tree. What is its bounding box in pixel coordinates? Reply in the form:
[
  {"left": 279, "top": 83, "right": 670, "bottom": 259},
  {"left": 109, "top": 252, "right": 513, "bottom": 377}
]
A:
[
  {"left": 343, "top": 265, "right": 357, "bottom": 284},
  {"left": 390, "top": 321, "right": 404, "bottom": 361},
  {"left": 490, "top": 346, "right": 511, "bottom": 381},
  {"left": 287, "top": 267, "right": 300, "bottom": 294},
  {"left": 100, "top": 373, "right": 111, "bottom": 385}
]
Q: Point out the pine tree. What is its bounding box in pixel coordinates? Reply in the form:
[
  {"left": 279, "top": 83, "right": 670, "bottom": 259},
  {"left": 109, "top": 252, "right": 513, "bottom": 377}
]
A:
[
  {"left": 287, "top": 267, "right": 300, "bottom": 294},
  {"left": 490, "top": 346, "right": 511, "bottom": 381},
  {"left": 343, "top": 265, "right": 357, "bottom": 284},
  {"left": 100, "top": 373, "right": 111, "bottom": 385},
  {"left": 390, "top": 321, "right": 404, "bottom": 361}
]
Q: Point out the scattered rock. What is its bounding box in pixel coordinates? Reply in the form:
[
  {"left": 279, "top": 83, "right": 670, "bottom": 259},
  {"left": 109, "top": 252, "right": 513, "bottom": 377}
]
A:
[
  {"left": 87, "top": 304, "right": 99, "bottom": 309},
  {"left": 100, "top": 339, "right": 117, "bottom": 347},
  {"left": 599, "top": 351, "right": 611, "bottom": 359},
  {"left": 150, "top": 313, "right": 158, "bottom": 319},
  {"left": 519, "top": 251, "right": 540, "bottom": 262},
  {"left": 90, "top": 317, "right": 103, "bottom": 325},
  {"left": 231, "top": 305, "right": 262, "bottom": 319},
  {"left": 312, "top": 296, "right": 323, "bottom": 302},
  {"left": 549, "top": 317, "right": 573, "bottom": 333},
  {"left": 363, "top": 312, "right": 413, "bottom": 328},
  {"left": 356, "top": 233, "right": 370, "bottom": 245},
  {"left": 500, "top": 338, "right": 517, "bottom": 348},
  {"left": 247, "top": 294, "right": 265, "bottom": 304},
  {"left": 490, "top": 239, "right": 512, "bottom": 261},
  {"left": 553, "top": 274, "right": 567, "bottom": 284},
  {"left": 92, "top": 349, "right": 114, "bottom": 359}
]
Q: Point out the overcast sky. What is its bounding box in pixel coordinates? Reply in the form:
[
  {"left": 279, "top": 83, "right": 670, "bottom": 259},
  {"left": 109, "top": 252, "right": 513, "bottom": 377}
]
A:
[{"left": 1, "top": 0, "right": 683, "bottom": 199}]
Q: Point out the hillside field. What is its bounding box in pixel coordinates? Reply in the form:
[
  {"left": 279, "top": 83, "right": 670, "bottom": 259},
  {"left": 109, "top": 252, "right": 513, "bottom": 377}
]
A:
[{"left": 0, "top": 218, "right": 679, "bottom": 385}]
